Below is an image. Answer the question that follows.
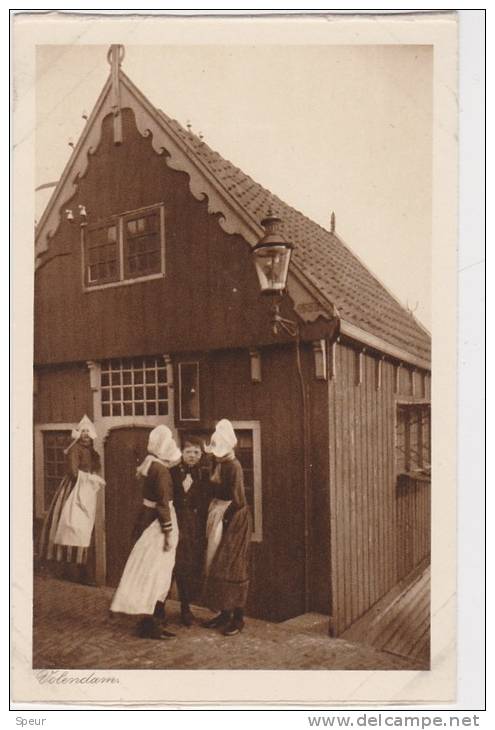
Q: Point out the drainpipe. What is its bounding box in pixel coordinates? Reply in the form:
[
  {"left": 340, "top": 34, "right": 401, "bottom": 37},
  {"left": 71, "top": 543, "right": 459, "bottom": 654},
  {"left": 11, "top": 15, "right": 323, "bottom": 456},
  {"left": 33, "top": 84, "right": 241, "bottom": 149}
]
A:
[
  {"left": 295, "top": 319, "right": 340, "bottom": 618},
  {"left": 294, "top": 330, "right": 311, "bottom": 614},
  {"left": 326, "top": 320, "right": 341, "bottom": 636}
]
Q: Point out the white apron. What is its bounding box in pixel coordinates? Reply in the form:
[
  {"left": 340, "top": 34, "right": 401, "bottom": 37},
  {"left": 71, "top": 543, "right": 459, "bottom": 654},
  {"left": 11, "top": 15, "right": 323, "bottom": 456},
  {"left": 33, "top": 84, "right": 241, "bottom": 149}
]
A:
[
  {"left": 110, "top": 505, "right": 179, "bottom": 616},
  {"left": 54, "top": 470, "right": 105, "bottom": 548},
  {"left": 205, "top": 498, "right": 231, "bottom": 576}
]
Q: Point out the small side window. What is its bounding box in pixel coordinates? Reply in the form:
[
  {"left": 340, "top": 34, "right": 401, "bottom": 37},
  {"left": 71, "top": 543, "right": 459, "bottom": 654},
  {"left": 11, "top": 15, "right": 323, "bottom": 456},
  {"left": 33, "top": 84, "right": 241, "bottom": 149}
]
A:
[
  {"left": 234, "top": 423, "right": 263, "bottom": 542},
  {"left": 179, "top": 362, "right": 200, "bottom": 421},
  {"left": 396, "top": 403, "right": 431, "bottom": 477},
  {"left": 178, "top": 421, "right": 263, "bottom": 542}
]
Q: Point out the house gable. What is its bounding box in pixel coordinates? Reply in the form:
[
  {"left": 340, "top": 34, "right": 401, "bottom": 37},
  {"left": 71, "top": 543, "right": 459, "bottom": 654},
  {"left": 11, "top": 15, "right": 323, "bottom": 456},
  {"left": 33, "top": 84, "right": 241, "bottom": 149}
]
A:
[
  {"left": 35, "top": 50, "right": 430, "bottom": 368},
  {"left": 35, "top": 108, "right": 339, "bottom": 365}
]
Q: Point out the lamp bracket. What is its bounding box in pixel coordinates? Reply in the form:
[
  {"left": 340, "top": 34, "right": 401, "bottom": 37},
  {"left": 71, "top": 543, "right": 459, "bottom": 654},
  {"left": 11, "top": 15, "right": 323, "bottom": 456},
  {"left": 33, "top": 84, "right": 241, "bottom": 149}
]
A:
[{"left": 271, "top": 300, "right": 299, "bottom": 337}]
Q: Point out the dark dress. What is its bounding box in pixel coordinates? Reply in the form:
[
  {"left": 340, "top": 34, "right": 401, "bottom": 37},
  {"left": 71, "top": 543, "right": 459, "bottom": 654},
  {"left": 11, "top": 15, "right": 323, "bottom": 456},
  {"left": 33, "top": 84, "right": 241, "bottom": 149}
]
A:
[
  {"left": 110, "top": 459, "right": 177, "bottom": 619},
  {"left": 132, "top": 460, "right": 174, "bottom": 543},
  {"left": 38, "top": 440, "right": 101, "bottom": 566},
  {"left": 203, "top": 458, "right": 252, "bottom": 611},
  {"left": 170, "top": 461, "right": 210, "bottom": 604}
]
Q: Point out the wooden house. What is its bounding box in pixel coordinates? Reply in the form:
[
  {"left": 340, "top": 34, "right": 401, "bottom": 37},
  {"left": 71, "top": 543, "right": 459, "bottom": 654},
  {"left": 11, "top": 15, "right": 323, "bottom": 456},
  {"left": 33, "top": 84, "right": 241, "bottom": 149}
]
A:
[{"left": 34, "top": 46, "right": 431, "bottom": 634}]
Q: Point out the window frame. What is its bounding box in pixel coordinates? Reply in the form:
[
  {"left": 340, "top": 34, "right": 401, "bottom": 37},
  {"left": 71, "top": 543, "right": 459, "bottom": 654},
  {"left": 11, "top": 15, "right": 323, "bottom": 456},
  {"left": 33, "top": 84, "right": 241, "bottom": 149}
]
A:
[
  {"left": 395, "top": 399, "right": 431, "bottom": 478},
  {"left": 81, "top": 203, "right": 165, "bottom": 292},
  {"left": 176, "top": 420, "right": 263, "bottom": 542},
  {"left": 100, "top": 356, "right": 170, "bottom": 419},
  {"left": 232, "top": 420, "right": 263, "bottom": 543},
  {"left": 178, "top": 361, "right": 201, "bottom": 423},
  {"left": 34, "top": 423, "right": 73, "bottom": 518},
  {"left": 84, "top": 217, "right": 120, "bottom": 286}
]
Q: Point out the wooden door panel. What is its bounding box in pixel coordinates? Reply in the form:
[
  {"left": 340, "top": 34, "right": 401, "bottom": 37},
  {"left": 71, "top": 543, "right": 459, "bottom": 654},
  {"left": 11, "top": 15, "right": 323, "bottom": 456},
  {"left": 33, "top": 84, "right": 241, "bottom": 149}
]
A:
[{"left": 105, "top": 426, "right": 151, "bottom": 586}]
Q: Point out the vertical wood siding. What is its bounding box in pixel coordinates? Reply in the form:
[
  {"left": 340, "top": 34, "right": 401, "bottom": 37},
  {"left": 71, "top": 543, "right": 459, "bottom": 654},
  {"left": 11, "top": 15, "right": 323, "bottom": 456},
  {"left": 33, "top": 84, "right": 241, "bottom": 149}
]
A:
[
  {"left": 203, "top": 343, "right": 315, "bottom": 621},
  {"left": 33, "top": 344, "right": 325, "bottom": 622},
  {"left": 329, "top": 342, "right": 431, "bottom": 635},
  {"left": 33, "top": 109, "right": 432, "bottom": 628},
  {"left": 396, "top": 475, "right": 431, "bottom": 580},
  {"left": 34, "top": 364, "right": 92, "bottom": 424},
  {"left": 308, "top": 369, "right": 332, "bottom": 614}
]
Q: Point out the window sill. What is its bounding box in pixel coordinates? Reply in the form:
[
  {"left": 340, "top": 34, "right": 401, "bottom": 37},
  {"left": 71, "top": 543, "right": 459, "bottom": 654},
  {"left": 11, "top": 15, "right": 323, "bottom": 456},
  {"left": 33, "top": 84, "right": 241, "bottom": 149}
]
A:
[
  {"left": 83, "top": 272, "right": 165, "bottom": 292},
  {"left": 397, "top": 470, "right": 431, "bottom": 485}
]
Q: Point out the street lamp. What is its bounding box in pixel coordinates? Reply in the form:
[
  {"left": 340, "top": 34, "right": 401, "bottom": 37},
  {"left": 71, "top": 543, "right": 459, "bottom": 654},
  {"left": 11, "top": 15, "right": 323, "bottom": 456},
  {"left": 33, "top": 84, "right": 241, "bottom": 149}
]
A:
[{"left": 252, "top": 212, "right": 297, "bottom": 336}]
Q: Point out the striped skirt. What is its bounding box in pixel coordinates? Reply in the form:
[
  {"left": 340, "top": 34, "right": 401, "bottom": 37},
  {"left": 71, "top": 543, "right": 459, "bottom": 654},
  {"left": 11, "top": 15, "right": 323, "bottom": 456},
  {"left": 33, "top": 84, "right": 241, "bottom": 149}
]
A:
[
  {"left": 38, "top": 476, "right": 89, "bottom": 565},
  {"left": 110, "top": 505, "right": 179, "bottom": 616}
]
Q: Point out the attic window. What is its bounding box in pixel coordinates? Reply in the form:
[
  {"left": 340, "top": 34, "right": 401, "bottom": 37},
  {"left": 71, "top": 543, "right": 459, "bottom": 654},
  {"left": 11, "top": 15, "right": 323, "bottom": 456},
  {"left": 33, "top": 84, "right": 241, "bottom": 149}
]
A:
[
  {"left": 85, "top": 222, "right": 119, "bottom": 285},
  {"left": 124, "top": 210, "right": 162, "bottom": 279},
  {"left": 83, "top": 204, "right": 165, "bottom": 289}
]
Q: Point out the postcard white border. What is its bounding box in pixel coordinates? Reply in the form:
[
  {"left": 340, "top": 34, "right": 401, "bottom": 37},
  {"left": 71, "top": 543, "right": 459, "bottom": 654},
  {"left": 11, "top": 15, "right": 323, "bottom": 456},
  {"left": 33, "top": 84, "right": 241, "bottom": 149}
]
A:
[{"left": 12, "top": 11, "right": 460, "bottom": 707}]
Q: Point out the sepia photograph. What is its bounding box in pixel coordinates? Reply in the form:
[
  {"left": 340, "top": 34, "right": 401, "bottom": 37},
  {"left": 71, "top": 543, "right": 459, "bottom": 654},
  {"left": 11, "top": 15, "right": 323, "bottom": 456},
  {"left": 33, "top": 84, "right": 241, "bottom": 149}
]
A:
[
  {"left": 32, "top": 38, "right": 432, "bottom": 672},
  {"left": 12, "top": 11, "right": 460, "bottom": 706}
]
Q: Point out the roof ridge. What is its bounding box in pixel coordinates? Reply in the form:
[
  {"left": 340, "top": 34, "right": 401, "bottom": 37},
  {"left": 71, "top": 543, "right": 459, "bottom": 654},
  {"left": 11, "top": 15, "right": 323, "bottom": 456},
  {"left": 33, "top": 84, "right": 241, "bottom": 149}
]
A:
[
  {"left": 36, "top": 64, "right": 430, "bottom": 363},
  {"left": 160, "top": 112, "right": 430, "bottom": 332},
  {"left": 159, "top": 109, "right": 338, "bottom": 236},
  {"left": 160, "top": 110, "right": 429, "bottom": 354},
  {"left": 330, "top": 228, "right": 431, "bottom": 336}
]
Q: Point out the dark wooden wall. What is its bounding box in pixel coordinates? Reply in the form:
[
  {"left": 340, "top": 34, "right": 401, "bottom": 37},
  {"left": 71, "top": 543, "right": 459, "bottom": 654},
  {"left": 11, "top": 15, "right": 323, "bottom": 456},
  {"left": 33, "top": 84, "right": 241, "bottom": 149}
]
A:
[
  {"left": 33, "top": 342, "right": 332, "bottom": 622},
  {"left": 34, "top": 364, "right": 93, "bottom": 423},
  {"left": 328, "top": 341, "right": 431, "bottom": 635},
  {"left": 34, "top": 108, "right": 432, "bottom": 629},
  {"left": 396, "top": 475, "right": 431, "bottom": 581},
  {"left": 201, "top": 343, "right": 331, "bottom": 621},
  {"left": 35, "top": 109, "right": 325, "bottom": 366},
  {"left": 32, "top": 339, "right": 431, "bottom": 627},
  {"left": 308, "top": 363, "right": 332, "bottom": 614}
]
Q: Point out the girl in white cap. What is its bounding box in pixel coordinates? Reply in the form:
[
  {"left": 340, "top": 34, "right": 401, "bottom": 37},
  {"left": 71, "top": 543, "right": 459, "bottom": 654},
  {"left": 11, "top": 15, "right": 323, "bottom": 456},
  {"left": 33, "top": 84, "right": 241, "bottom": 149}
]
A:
[
  {"left": 202, "top": 419, "right": 252, "bottom": 636},
  {"left": 110, "top": 425, "right": 181, "bottom": 640},
  {"left": 38, "top": 415, "right": 104, "bottom": 583}
]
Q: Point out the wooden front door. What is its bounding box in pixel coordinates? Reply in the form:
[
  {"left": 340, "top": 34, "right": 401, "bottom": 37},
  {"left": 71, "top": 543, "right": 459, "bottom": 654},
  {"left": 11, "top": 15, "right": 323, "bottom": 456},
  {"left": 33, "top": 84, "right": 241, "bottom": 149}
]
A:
[{"left": 104, "top": 426, "right": 152, "bottom": 587}]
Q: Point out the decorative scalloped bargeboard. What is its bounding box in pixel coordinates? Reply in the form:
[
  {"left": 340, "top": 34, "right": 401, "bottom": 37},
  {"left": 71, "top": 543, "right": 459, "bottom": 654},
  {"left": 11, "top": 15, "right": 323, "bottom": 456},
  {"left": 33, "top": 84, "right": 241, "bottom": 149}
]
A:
[{"left": 35, "top": 70, "right": 334, "bottom": 327}]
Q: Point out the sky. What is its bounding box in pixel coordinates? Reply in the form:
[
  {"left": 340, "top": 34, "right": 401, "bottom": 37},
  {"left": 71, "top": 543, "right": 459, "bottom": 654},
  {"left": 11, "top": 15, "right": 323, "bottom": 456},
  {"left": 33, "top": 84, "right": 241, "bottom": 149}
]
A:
[{"left": 36, "top": 44, "right": 432, "bottom": 328}]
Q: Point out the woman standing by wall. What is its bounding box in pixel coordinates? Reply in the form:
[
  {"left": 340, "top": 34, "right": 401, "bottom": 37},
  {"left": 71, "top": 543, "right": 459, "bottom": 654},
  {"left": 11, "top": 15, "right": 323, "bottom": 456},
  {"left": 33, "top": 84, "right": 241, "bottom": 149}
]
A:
[
  {"left": 38, "top": 415, "right": 103, "bottom": 583},
  {"left": 202, "top": 419, "right": 252, "bottom": 636},
  {"left": 110, "top": 425, "right": 181, "bottom": 640}
]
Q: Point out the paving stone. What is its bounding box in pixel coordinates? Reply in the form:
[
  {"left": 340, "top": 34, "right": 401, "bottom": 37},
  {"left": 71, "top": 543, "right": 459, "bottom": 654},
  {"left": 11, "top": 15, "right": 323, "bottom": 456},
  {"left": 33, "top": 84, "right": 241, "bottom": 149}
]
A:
[{"left": 33, "top": 576, "right": 421, "bottom": 670}]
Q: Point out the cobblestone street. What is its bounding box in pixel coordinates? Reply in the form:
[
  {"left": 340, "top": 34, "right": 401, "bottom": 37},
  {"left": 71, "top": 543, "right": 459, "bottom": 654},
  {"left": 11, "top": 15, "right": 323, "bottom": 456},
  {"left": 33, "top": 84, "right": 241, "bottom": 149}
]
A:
[{"left": 33, "top": 576, "right": 423, "bottom": 670}]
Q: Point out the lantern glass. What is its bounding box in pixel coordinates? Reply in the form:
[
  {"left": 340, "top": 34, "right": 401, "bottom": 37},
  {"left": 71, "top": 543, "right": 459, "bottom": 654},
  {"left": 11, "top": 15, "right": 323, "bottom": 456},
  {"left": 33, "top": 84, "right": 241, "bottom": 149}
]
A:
[{"left": 253, "top": 243, "right": 292, "bottom": 295}]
